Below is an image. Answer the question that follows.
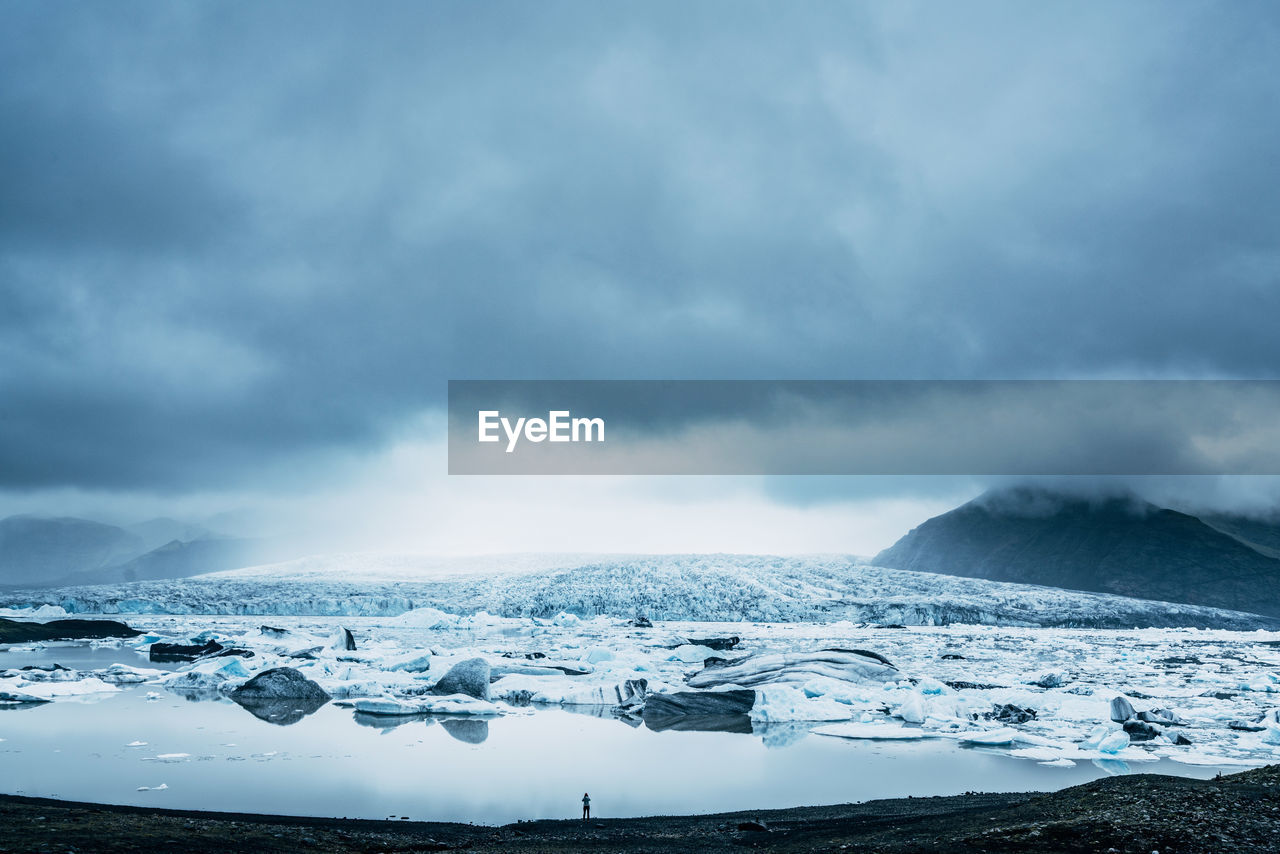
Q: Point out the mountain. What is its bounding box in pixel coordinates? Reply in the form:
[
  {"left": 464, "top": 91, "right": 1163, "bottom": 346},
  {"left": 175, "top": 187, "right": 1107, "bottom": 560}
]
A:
[
  {"left": 873, "top": 487, "right": 1280, "bottom": 617},
  {"left": 0, "top": 514, "right": 268, "bottom": 588},
  {"left": 63, "top": 536, "right": 265, "bottom": 585},
  {"left": 126, "top": 517, "right": 215, "bottom": 553},
  {"left": 0, "top": 516, "right": 144, "bottom": 587}
]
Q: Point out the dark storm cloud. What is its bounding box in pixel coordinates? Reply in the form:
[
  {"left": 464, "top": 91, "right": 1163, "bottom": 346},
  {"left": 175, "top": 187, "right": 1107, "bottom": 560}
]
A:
[{"left": 2, "top": 1, "right": 1279, "bottom": 491}]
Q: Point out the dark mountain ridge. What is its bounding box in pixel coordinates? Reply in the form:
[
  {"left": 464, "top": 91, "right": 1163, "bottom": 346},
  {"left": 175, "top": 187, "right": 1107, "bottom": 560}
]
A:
[{"left": 874, "top": 487, "right": 1280, "bottom": 617}]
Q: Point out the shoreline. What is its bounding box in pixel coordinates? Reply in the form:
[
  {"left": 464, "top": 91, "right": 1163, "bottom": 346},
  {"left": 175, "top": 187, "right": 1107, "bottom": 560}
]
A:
[{"left": 3, "top": 764, "right": 1278, "bottom": 853}]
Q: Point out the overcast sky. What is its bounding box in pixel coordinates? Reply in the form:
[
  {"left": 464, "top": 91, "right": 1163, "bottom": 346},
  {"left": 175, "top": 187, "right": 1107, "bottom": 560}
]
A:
[{"left": 2, "top": 2, "right": 1279, "bottom": 554}]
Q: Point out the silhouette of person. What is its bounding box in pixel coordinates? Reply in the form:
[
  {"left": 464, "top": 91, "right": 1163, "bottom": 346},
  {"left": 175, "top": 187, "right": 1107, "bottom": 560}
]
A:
[{"left": 582, "top": 792, "right": 591, "bottom": 821}]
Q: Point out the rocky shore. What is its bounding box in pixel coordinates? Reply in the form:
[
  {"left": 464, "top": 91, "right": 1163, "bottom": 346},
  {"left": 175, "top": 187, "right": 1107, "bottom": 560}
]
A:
[{"left": 2, "top": 764, "right": 1277, "bottom": 853}]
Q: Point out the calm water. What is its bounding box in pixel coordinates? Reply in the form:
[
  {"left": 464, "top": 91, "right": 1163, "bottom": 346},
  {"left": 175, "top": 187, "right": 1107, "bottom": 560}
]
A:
[{"left": 0, "top": 644, "right": 1235, "bottom": 823}]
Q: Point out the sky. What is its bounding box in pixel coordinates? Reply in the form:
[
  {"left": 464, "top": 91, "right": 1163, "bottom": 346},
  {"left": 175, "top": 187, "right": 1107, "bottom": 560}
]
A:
[{"left": 2, "top": 1, "right": 1279, "bottom": 555}]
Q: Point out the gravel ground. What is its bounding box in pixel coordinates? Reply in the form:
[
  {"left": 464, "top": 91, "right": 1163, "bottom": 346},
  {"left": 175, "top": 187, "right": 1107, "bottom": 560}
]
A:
[{"left": 2, "top": 764, "right": 1278, "bottom": 853}]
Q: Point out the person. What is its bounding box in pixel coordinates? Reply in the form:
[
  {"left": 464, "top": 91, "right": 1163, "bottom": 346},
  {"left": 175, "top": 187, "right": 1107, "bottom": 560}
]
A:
[{"left": 582, "top": 792, "right": 591, "bottom": 821}]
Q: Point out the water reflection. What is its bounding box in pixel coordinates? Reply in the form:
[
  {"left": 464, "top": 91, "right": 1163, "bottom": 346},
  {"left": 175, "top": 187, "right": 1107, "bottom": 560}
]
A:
[
  {"left": 232, "top": 694, "right": 329, "bottom": 726},
  {"left": 350, "top": 710, "right": 489, "bottom": 743}
]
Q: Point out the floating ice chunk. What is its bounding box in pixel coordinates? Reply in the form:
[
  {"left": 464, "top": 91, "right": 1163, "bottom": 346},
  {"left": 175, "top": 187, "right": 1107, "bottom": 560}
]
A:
[
  {"left": 551, "top": 612, "right": 581, "bottom": 627},
  {"left": 386, "top": 653, "right": 432, "bottom": 673},
  {"left": 96, "top": 664, "right": 165, "bottom": 685},
  {"left": 814, "top": 722, "right": 935, "bottom": 740},
  {"left": 155, "top": 753, "right": 190, "bottom": 760},
  {"left": 583, "top": 647, "right": 615, "bottom": 664},
  {"left": 145, "top": 692, "right": 162, "bottom": 701},
  {"left": 393, "top": 608, "right": 458, "bottom": 629},
  {"left": 895, "top": 692, "right": 926, "bottom": 724},
  {"left": 1, "top": 676, "right": 120, "bottom": 701},
  {"left": 127, "top": 741, "right": 147, "bottom": 747},
  {"left": 1039, "top": 758, "right": 1077, "bottom": 767},
  {"left": 353, "top": 694, "right": 502, "bottom": 717},
  {"left": 1097, "top": 731, "right": 1130, "bottom": 754},
  {"left": 1080, "top": 724, "right": 1114, "bottom": 749},
  {"left": 668, "top": 645, "right": 716, "bottom": 664},
  {"left": 917, "top": 677, "right": 949, "bottom": 696},
  {"left": 751, "top": 685, "right": 854, "bottom": 723},
  {"left": 959, "top": 728, "right": 1022, "bottom": 746},
  {"left": 136, "top": 784, "right": 168, "bottom": 791}
]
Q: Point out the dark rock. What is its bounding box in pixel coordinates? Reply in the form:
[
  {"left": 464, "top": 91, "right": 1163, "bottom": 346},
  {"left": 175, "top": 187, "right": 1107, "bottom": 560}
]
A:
[
  {"left": 677, "top": 636, "right": 740, "bottom": 651},
  {"left": 231, "top": 667, "right": 330, "bottom": 702},
  {"left": 1229, "top": 720, "right": 1266, "bottom": 732},
  {"left": 736, "top": 821, "right": 769, "bottom": 832},
  {"left": 947, "top": 680, "right": 1007, "bottom": 691},
  {"left": 1171, "top": 732, "right": 1194, "bottom": 746},
  {"left": 985, "top": 703, "right": 1037, "bottom": 725},
  {"left": 643, "top": 689, "right": 755, "bottom": 719},
  {"left": 149, "top": 640, "right": 224, "bottom": 663},
  {"left": 1109, "top": 696, "right": 1136, "bottom": 722},
  {"left": 0, "top": 618, "right": 141, "bottom": 644},
  {"left": 613, "top": 679, "right": 648, "bottom": 715},
  {"left": 432, "top": 657, "right": 491, "bottom": 700},
  {"left": 1138, "top": 708, "right": 1185, "bottom": 726},
  {"left": 1123, "top": 720, "right": 1162, "bottom": 741},
  {"left": 880, "top": 624, "right": 907, "bottom": 629},
  {"left": 215, "top": 648, "right": 254, "bottom": 658}
]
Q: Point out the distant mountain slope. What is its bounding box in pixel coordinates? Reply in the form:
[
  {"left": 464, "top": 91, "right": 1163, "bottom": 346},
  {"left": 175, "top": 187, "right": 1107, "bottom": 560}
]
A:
[
  {"left": 1199, "top": 511, "right": 1280, "bottom": 560},
  {"left": 0, "top": 514, "right": 268, "bottom": 588},
  {"left": 68, "top": 537, "right": 264, "bottom": 585},
  {"left": 874, "top": 487, "right": 1280, "bottom": 617},
  {"left": 0, "top": 516, "right": 143, "bottom": 587},
  {"left": 4, "top": 553, "right": 1277, "bottom": 629}
]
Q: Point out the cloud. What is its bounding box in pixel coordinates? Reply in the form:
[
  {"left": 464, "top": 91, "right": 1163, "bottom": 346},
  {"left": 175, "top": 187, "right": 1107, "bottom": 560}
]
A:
[{"left": 1, "top": 1, "right": 1278, "bottom": 500}]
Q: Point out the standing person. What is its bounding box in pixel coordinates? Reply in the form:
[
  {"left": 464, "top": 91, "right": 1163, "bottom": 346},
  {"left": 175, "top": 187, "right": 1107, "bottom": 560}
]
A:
[{"left": 582, "top": 792, "right": 591, "bottom": 821}]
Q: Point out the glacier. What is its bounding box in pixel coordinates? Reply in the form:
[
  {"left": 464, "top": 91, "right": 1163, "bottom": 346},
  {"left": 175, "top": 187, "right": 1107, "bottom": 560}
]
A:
[{"left": 3, "top": 553, "right": 1277, "bottom": 629}]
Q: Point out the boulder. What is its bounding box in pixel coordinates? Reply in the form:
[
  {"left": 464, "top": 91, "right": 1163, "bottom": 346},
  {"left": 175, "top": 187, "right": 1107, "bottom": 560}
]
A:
[
  {"left": 681, "top": 636, "right": 740, "bottom": 651},
  {"left": 1138, "top": 708, "right": 1185, "bottom": 726},
  {"left": 1031, "top": 672, "right": 1067, "bottom": 689},
  {"left": 1109, "top": 696, "right": 1136, "bottom": 723},
  {"left": 1122, "top": 720, "right": 1162, "bottom": 741},
  {"left": 230, "top": 667, "right": 330, "bottom": 702},
  {"left": 150, "top": 640, "right": 224, "bottom": 663},
  {"left": 686, "top": 649, "right": 898, "bottom": 689},
  {"left": 432, "top": 657, "right": 491, "bottom": 701},
  {"left": 642, "top": 689, "right": 755, "bottom": 734},
  {"left": 985, "top": 703, "right": 1037, "bottom": 725},
  {"left": 643, "top": 690, "right": 755, "bottom": 718},
  {"left": 0, "top": 618, "right": 141, "bottom": 644}
]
